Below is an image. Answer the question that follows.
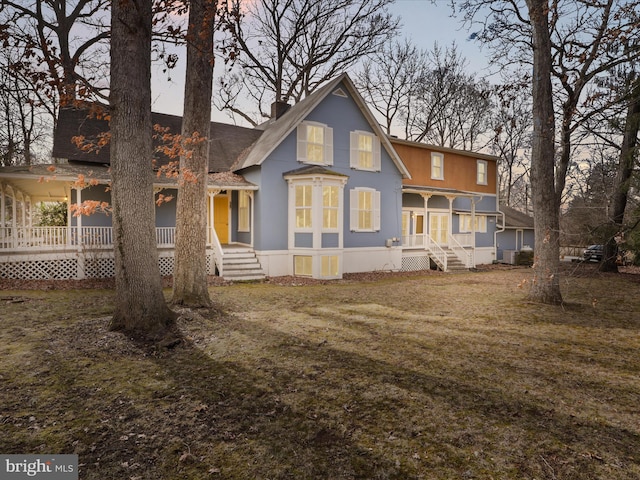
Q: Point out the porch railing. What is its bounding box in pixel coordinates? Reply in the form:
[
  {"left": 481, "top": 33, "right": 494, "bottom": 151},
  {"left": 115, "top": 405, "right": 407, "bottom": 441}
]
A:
[
  {"left": 0, "top": 226, "right": 178, "bottom": 250},
  {"left": 448, "top": 234, "right": 473, "bottom": 268},
  {"left": 402, "top": 233, "right": 426, "bottom": 248},
  {"left": 425, "top": 236, "right": 447, "bottom": 271}
]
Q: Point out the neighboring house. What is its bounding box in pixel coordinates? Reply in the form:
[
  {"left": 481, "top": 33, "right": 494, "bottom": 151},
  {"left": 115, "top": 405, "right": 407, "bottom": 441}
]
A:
[
  {"left": 495, "top": 204, "right": 535, "bottom": 263},
  {"left": 391, "top": 139, "right": 501, "bottom": 271},
  {"left": 0, "top": 72, "right": 515, "bottom": 281}
]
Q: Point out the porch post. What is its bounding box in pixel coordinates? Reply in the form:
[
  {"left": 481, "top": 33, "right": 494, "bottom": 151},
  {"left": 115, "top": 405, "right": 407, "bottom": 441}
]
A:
[
  {"left": 75, "top": 187, "right": 82, "bottom": 247},
  {"left": 0, "top": 184, "right": 5, "bottom": 248},
  {"left": 420, "top": 193, "right": 431, "bottom": 249},
  {"left": 75, "top": 187, "right": 85, "bottom": 279},
  {"left": 11, "top": 187, "right": 17, "bottom": 245},
  {"left": 249, "top": 190, "right": 255, "bottom": 247},
  {"left": 471, "top": 197, "right": 477, "bottom": 268},
  {"left": 446, "top": 195, "right": 456, "bottom": 242}
]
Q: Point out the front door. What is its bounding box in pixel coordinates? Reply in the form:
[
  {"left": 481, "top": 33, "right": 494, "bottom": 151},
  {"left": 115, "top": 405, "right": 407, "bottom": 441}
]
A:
[
  {"left": 213, "top": 195, "right": 229, "bottom": 244},
  {"left": 429, "top": 213, "right": 449, "bottom": 245}
]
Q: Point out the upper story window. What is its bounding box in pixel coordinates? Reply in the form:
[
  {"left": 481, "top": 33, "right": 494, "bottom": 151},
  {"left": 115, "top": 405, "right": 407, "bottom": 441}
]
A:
[
  {"left": 350, "top": 187, "right": 381, "bottom": 232},
  {"left": 477, "top": 160, "right": 488, "bottom": 185},
  {"left": 350, "top": 131, "right": 381, "bottom": 171},
  {"left": 297, "top": 121, "right": 333, "bottom": 166},
  {"left": 431, "top": 152, "right": 444, "bottom": 180}
]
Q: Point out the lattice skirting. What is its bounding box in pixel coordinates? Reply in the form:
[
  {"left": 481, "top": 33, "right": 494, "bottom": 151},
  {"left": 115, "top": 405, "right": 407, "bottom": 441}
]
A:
[
  {"left": 401, "top": 254, "right": 431, "bottom": 272},
  {"left": 0, "top": 251, "right": 216, "bottom": 280}
]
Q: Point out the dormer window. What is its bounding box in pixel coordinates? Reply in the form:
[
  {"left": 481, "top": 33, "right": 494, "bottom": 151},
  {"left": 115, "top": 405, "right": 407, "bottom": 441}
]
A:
[{"left": 297, "top": 121, "right": 333, "bottom": 166}]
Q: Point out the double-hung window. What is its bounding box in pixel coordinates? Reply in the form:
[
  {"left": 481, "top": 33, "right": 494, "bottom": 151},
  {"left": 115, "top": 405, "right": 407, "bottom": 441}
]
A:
[
  {"left": 323, "top": 185, "right": 339, "bottom": 230},
  {"left": 477, "top": 160, "right": 488, "bottom": 185},
  {"left": 297, "top": 122, "right": 333, "bottom": 165},
  {"left": 459, "top": 214, "right": 487, "bottom": 233},
  {"left": 295, "top": 185, "right": 313, "bottom": 229},
  {"left": 350, "top": 131, "right": 381, "bottom": 171},
  {"left": 350, "top": 188, "right": 381, "bottom": 232},
  {"left": 431, "top": 152, "right": 444, "bottom": 180}
]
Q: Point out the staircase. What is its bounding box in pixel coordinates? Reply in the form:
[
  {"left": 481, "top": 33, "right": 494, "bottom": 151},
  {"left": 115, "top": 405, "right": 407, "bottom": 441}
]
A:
[
  {"left": 220, "top": 247, "right": 266, "bottom": 281},
  {"left": 431, "top": 247, "right": 469, "bottom": 273}
]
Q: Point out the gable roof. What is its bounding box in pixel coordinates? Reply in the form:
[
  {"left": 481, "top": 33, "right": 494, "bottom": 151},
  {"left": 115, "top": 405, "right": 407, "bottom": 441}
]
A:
[
  {"left": 233, "top": 73, "right": 411, "bottom": 179},
  {"left": 499, "top": 204, "right": 534, "bottom": 229},
  {"left": 389, "top": 137, "right": 499, "bottom": 162},
  {"left": 52, "top": 108, "right": 263, "bottom": 173}
]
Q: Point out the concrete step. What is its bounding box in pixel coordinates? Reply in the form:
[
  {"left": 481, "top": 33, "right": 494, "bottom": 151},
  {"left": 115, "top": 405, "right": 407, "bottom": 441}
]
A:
[{"left": 220, "top": 248, "right": 265, "bottom": 281}]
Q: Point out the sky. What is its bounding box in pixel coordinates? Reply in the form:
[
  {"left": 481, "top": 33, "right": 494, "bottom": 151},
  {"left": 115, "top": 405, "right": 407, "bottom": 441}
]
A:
[{"left": 150, "top": 0, "right": 493, "bottom": 124}]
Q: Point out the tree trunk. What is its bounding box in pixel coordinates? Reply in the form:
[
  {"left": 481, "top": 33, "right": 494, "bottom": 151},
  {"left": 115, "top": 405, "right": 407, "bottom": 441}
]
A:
[
  {"left": 171, "top": 0, "right": 216, "bottom": 308},
  {"left": 600, "top": 75, "right": 640, "bottom": 272},
  {"left": 109, "top": 0, "right": 175, "bottom": 339},
  {"left": 525, "top": 0, "right": 563, "bottom": 305}
]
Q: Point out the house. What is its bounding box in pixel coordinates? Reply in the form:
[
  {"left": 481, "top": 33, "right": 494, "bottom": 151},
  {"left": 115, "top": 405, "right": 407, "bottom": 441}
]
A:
[
  {"left": 495, "top": 204, "right": 535, "bottom": 264},
  {"left": 391, "top": 139, "right": 501, "bottom": 271},
  {"left": 0, "top": 72, "right": 512, "bottom": 281},
  {"left": 1, "top": 74, "right": 411, "bottom": 280}
]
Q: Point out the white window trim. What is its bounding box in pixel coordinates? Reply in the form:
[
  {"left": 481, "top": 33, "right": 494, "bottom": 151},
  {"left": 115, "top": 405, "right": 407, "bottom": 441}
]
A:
[
  {"left": 285, "top": 174, "right": 347, "bottom": 250},
  {"left": 476, "top": 160, "right": 488, "bottom": 185},
  {"left": 297, "top": 121, "right": 333, "bottom": 166},
  {"left": 431, "top": 152, "right": 444, "bottom": 180},
  {"left": 459, "top": 214, "right": 487, "bottom": 233},
  {"left": 238, "top": 190, "right": 251, "bottom": 232},
  {"left": 350, "top": 187, "right": 381, "bottom": 232},
  {"left": 350, "top": 130, "right": 381, "bottom": 171}
]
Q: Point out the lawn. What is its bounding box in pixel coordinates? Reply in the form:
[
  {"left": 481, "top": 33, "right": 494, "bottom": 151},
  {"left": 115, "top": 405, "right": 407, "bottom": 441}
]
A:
[{"left": 1, "top": 265, "right": 639, "bottom": 479}]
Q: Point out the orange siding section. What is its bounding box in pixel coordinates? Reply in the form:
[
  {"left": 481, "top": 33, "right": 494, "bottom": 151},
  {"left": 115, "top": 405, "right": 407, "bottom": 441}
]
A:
[{"left": 393, "top": 142, "right": 497, "bottom": 194}]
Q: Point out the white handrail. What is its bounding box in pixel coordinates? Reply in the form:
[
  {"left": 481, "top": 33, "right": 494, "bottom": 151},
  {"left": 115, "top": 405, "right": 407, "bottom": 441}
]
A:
[
  {"left": 448, "top": 234, "right": 473, "bottom": 268},
  {"left": 208, "top": 227, "right": 224, "bottom": 276},
  {"left": 425, "top": 236, "right": 447, "bottom": 271}
]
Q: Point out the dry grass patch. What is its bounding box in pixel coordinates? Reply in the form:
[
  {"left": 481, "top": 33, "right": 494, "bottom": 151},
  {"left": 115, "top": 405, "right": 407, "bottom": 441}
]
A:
[{"left": 1, "top": 266, "right": 639, "bottom": 479}]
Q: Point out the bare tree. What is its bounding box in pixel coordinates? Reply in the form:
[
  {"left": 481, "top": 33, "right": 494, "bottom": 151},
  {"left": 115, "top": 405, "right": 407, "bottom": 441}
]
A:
[
  {"left": 355, "top": 39, "right": 429, "bottom": 135},
  {"left": 524, "top": 0, "right": 562, "bottom": 304},
  {"left": 171, "top": 0, "right": 216, "bottom": 308},
  {"left": 490, "top": 82, "right": 532, "bottom": 209},
  {"left": 404, "top": 42, "right": 492, "bottom": 150},
  {"left": 1, "top": 0, "right": 111, "bottom": 109},
  {"left": 215, "top": 0, "right": 399, "bottom": 125},
  {"left": 109, "top": 0, "right": 175, "bottom": 339},
  {"left": 457, "top": 0, "right": 640, "bottom": 303}
]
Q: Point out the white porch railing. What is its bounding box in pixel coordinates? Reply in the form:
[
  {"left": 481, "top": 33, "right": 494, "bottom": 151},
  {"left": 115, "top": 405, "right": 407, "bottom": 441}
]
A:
[
  {"left": 208, "top": 227, "right": 224, "bottom": 276},
  {"left": 425, "top": 236, "right": 447, "bottom": 271},
  {"left": 0, "top": 226, "right": 178, "bottom": 250},
  {"left": 448, "top": 234, "right": 473, "bottom": 268},
  {"left": 451, "top": 233, "right": 473, "bottom": 246},
  {"left": 402, "top": 233, "right": 426, "bottom": 248}
]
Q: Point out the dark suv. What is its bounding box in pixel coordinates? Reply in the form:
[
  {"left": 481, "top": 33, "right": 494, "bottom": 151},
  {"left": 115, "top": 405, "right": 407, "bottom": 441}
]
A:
[{"left": 583, "top": 244, "right": 603, "bottom": 262}]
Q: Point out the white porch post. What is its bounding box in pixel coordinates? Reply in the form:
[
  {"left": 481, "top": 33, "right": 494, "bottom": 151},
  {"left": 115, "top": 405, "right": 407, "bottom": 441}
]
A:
[
  {"left": 249, "top": 191, "right": 255, "bottom": 247},
  {"left": 75, "top": 187, "right": 85, "bottom": 279},
  {"left": 11, "top": 187, "right": 17, "bottom": 246},
  {"left": 420, "top": 193, "right": 431, "bottom": 248},
  {"left": 446, "top": 195, "right": 456, "bottom": 241},
  {"left": 471, "top": 197, "right": 477, "bottom": 268},
  {"left": 75, "top": 187, "right": 82, "bottom": 247},
  {"left": 0, "top": 184, "right": 5, "bottom": 248}
]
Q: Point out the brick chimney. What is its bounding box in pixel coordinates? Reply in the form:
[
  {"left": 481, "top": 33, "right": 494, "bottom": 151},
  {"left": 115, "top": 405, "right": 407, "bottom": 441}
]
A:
[{"left": 270, "top": 101, "right": 290, "bottom": 119}]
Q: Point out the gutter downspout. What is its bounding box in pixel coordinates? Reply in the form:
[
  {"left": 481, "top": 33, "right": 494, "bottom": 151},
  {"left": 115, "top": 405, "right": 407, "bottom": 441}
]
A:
[{"left": 494, "top": 210, "right": 506, "bottom": 263}]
